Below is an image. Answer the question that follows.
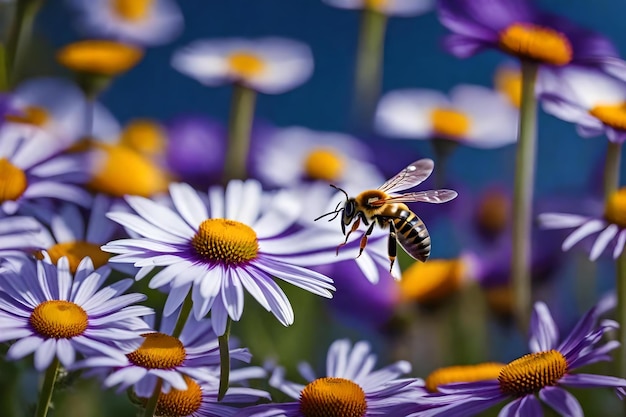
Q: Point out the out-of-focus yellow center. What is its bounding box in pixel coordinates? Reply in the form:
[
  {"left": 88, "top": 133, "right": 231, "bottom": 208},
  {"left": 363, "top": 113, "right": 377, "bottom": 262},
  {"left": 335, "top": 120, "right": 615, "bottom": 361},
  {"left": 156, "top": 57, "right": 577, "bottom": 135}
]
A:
[
  {"left": 430, "top": 108, "right": 471, "bottom": 139},
  {"left": 191, "top": 219, "right": 259, "bottom": 266},
  {"left": 119, "top": 119, "right": 167, "bottom": 157},
  {"left": 485, "top": 285, "right": 514, "bottom": 317},
  {"left": 5, "top": 106, "right": 50, "bottom": 127},
  {"left": 299, "top": 377, "right": 367, "bottom": 417},
  {"left": 29, "top": 300, "right": 88, "bottom": 339},
  {"left": 111, "top": 0, "right": 154, "bottom": 21},
  {"left": 475, "top": 189, "right": 510, "bottom": 238},
  {"left": 127, "top": 332, "right": 187, "bottom": 369},
  {"left": 399, "top": 258, "right": 466, "bottom": 305},
  {"left": 0, "top": 158, "right": 28, "bottom": 203},
  {"left": 494, "top": 66, "right": 522, "bottom": 108},
  {"left": 87, "top": 142, "right": 170, "bottom": 198},
  {"left": 57, "top": 40, "right": 144, "bottom": 77},
  {"left": 37, "top": 241, "right": 110, "bottom": 273},
  {"left": 498, "top": 23, "right": 572, "bottom": 66},
  {"left": 499, "top": 350, "right": 567, "bottom": 396},
  {"left": 589, "top": 103, "right": 626, "bottom": 131},
  {"left": 604, "top": 187, "right": 626, "bottom": 228},
  {"left": 303, "top": 148, "right": 345, "bottom": 182},
  {"left": 227, "top": 52, "right": 266, "bottom": 79},
  {"left": 425, "top": 363, "right": 505, "bottom": 392},
  {"left": 154, "top": 375, "right": 202, "bottom": 416},
  {"left": 364, "top": 0, "right": 388, "bottom": 11}
]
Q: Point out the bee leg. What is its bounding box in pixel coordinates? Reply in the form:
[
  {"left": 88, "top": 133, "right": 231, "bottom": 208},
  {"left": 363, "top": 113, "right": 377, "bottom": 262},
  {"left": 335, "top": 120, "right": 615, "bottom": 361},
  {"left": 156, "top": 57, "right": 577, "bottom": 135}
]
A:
[
  {"left": 357, "top": 221, "right": 377, "bottom": 258},
  {"left": 388, "top": 221, "right": 398, "bottom": 273},
  {"left": 336, "top": 218, "right": 361, "bottom": 255}
]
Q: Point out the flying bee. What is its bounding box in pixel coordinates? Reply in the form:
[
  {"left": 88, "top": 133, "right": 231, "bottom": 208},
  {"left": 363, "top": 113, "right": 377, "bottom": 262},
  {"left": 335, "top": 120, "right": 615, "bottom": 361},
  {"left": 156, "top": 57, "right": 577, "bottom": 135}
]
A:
[{"left": 315, "top": 158, "right": 458, "bottom": 272}]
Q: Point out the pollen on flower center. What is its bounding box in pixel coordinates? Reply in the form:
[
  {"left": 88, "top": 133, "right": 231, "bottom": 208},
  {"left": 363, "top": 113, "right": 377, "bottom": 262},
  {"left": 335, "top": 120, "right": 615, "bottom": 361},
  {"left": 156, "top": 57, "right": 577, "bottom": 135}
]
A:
[
  {"left": 498, "top": 23, "right": 572, "bottom": 66},
  {"left": 0, "top": 158, "right": 28, "bottom": 203},
  {"left": 112, "top": 0, "right": 154, "bottom": 21},
  {"left": 430, "top": 108, "right": 471, "bottom": 139},
  {"left": 153, "top": 375, "right": 202, "bottom": 417},
  {"left": 39, "top": 241, "right": 111, "bottom": 273},
  {"left": 299, "top": 377, "right": 367, "bottom": 417},
  {"left": 126, "top": 332, "right": 187, "bottom": 369},
  {"left": 227, "top": 52, "right": 266, "bottom": 78},
  {"left": 29, "top": 300, "right": 88, "bottom": 339},
  {"left": 304, "top": 148, "right": 345, "bottom": 182},
  {"left": 5, "top": 106, "right": 50, "bottom": 127},
  {"left": 604, "top": 187, "right": 626, "bottom": 227},
  {"left": 425, "top": 363, "right": 505, "bottom": 392},
  {"left": 192, "top": 219, "right": 259, "bottom": 266},
  {"left": 498, "top": 350, "right": 568, "bottom": 396},
  {"left": 589, "top": 103, "right": 626, "bottom": 131}
]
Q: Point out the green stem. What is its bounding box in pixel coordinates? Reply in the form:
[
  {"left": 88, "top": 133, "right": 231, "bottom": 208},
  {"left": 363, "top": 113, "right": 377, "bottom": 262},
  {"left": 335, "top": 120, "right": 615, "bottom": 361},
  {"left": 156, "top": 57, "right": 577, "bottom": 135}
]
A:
[
  {"left": 511, "top": 60, "right": 539, "bottom": 334},
  {"left": 0, "top": 44, "right": 8, "bottom": 92},
  {"left": 172, "top": 292, "right": 193, "bottom": 339},
  {"left": 604, "top": 141, "right": 622, "bottom": 203},
  {"left": 352, "top": 8, "right": 387, "bottom": 130},
  {"left": 217, "top": 318, "right": 232, "bottom": 401},
  {"left": 6, "top": 0, "right": 42, "bottom": 87},
  {"left": 34, "top": 358, "right": 59, "bottom": 417},
  {"left": 142, "top": 378, "right": 162, "bottom": 417},
  {"left": 431, "top": 138, "right": 459, "bottom": 189},
  {"left": 223, "top": 84, "right": 256, "bottom": 182}
]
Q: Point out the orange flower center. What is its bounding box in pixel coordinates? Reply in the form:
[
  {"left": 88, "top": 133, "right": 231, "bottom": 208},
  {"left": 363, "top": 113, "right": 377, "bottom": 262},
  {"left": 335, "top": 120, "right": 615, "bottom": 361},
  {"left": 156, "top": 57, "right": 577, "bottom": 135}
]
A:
[
  {"left": 191, "top": 219, "right": 259, "bottom": 266},
  {"left": 126, "top": 332, "right": 187, "bottom": 369},
  {"left": 303, "top": 148, "right": 345, "bottom": 182},
  {"left": 227, "top": 52, "right": 266, "bottom": 79},
  {"left": 399, "top": 258, "right": 466, "bottom": 304},
  {"left": 119, "top": 119, "right": 167, "bottom": 157},
  {"left": 589, "top": 102, "right": 626, "bottom": 131},
  {"left": 430, "top": 108, "right": 471, "bottom": 139},
  {"left": 299, "top": 377, "right": 367, "bottom": 417},
  {"left": 5, "top": 106, "right": 50, "bottom": 127},
  {"left": 494, "top": 67, "right": 522, "bottom": 108},
  {"left": 426, "top": 363, "right": 505, "bottom": 392},
  {"left": 498, "top": 23, "right": 572, "bottom": 66},
  {"left": 111, "top": 0, "right": 154, "bottom": 21},
  {"left": 37, "top": 241, "right": 110, "bottom": 273},
  {"left": 0, "top": 158, "right": 28, "bottom": 203},
  {"left": 604, "top": 187, "right": 626, "bottom": 228},
  {"left": 154, "top": 375, "right": 203, "bottom": 416},
  {"left": 498, "top": 350, "right": 568, "bottom": 396},
  {"left": 29, "top": 300, "right": 88, "bottom": 339},
  {"left": 57, "top": 40, "right": 144, "bottom": 77}
]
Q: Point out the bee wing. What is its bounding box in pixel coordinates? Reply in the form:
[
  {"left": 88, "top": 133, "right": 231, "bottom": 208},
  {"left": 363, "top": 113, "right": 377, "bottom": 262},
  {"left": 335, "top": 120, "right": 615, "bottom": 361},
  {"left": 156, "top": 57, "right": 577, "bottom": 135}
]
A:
[
  {"left": 378, "top": 159, "right": 434, "bottom": 194},
  {"left": 382, "top": 190, "right": 458, "bottom": 204}
]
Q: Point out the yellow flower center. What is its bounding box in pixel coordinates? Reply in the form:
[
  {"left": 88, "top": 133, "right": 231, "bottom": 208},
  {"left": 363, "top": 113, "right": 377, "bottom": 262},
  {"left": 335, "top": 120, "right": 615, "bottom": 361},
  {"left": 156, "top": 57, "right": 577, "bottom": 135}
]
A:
[
  {"left": 0, "top": 158, "right": 28, "bottom": 203},
  {"left": 119, "top": 119, "right": 167, "bottom": 157},
  {"left": 364, "top": 0, "right": 388, "bottom": 11},
  {"left": 299, "top": 377, "right": 367, "bottom": 417},
  {"left": 29, "top": 300, "right": 88, "bottom": 339},
  {"left": 498, "top": 23, "right": 572, "bottom": 66},
  {"left": 127, "top": 332, "right": 187, "bottom": 369},
  {"left": 604, "top": 187, "right": 626, "bottom": 228},
  {"left": 498, "top": 350, "right": 568, "bottom": 396},
  {"left": 485, "top": 285, "right": 514, "bottom": 317},
  {"left": 430, "top": 108, "right": 471, "bottom": 139},
  {"left": 589, "top": 103, "right": 626, "bottom": 131},
  {"left": 475, "top": 189, "right": 510, "bottom": 238},
  {"left": 399, "top": 258, "right": 466, "bottom": 305},
  {"left": 154, "top": 375, "right": 203, "bottom": 417},
  {"left": 111, "top": 0, "right": 154, "bottom": 21},
  {"left": 5, "top": 106, "right": 50, "bottom": 127},
  {"left": 87, "top": 142, "right": 170, "bottom": 198},
  {"left": 37, "top": 241, "right": 110, "bottom": 273},
  {"left": 191, "top": 219, "right": 259, "bottom": 266},
  {"left": 227, "top": 52, "right": 266, "bottom": 79},
  {"left": 57, "top": 40, "right": 144, "bottom": 77},
  {"left": 494, "top": 67, "right": 522, "bottom": 108},
  {"left": 425, "top": 363, "right": 505, "bottom": 392},
  {"left": 303, "top": 148, "right": 345, "bottom": 182}
]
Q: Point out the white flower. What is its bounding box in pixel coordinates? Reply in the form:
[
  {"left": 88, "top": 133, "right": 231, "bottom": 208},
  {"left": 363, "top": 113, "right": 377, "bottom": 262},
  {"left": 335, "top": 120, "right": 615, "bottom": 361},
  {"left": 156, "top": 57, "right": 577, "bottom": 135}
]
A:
[{"left": 323, "top": 0, "right": 435, "bottom": 17}]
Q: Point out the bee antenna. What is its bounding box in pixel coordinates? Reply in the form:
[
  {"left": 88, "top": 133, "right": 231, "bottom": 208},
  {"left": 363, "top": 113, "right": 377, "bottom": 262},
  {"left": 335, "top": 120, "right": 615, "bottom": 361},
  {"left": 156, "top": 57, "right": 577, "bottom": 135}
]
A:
[
  {"left": 314, "top": 201, "right": 344, "bottom": 222},
  {"left": 329, "top": 184, "right": 349, "bottom": 200}
]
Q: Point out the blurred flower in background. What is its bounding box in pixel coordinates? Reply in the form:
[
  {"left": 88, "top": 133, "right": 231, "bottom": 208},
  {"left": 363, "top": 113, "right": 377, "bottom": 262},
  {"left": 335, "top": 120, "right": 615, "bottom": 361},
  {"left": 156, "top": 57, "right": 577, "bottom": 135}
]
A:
[{"left": 323, "top": 0, "right": 435, "bottom": 16}]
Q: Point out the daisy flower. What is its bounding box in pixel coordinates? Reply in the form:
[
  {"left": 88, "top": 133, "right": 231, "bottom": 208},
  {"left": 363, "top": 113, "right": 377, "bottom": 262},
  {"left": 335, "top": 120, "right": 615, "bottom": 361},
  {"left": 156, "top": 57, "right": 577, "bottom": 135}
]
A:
[
  {"left": 323, "top": 0, "right": 434, "bottom": 16},
  {"left": 538, "top": 65, "right": 626, "bottom": 143},
  {"left": 74, "top": 307, "right": 253, "bottom": 394},
  {"left": 235, "top": 338, "right": 426, "bottom": 416},
  {"left": 171, "top": 37, "right": 313, "bottom": 94},
  {"left": 538, "top": 187, "right": 626, "bottom": 261},
  {"left": 68, "top": 0, "right": 184, "bottom": 46},
  {"left": 375, "top": 85, "right": 518, "bottom": 148},
  {"left": 0, "top": 124, "right": 91, "bottom": 215},
  {"left": 33, "top": 196, "right": 125, "bottom": 272},
  {"left": 0, "top": 215, "right": 48, "bottom": 258},
  {"left": 0, "top": 255, "right": 152, "bottom": 371},
  {"left": 404, "top": 296, "right": 626, "bottom": 417},
  {"left": 6, "top": 77, "right": 120, "bottom": 145},
  {"left": 437, "top": 0, "right": 626, "bottom": 79},
  {"left": 251, "top": 126, "right": 385, "bottom": 191},
  {"left": 102, "top": 180, "right": 336, "bottom": 336}
]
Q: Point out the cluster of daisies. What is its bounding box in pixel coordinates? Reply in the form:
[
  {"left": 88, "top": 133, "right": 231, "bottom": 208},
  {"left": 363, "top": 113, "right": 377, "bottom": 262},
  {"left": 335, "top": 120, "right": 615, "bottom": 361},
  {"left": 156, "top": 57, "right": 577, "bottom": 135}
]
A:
[{"left": 2, "top": 0, "right": 626, "bottom": 415}]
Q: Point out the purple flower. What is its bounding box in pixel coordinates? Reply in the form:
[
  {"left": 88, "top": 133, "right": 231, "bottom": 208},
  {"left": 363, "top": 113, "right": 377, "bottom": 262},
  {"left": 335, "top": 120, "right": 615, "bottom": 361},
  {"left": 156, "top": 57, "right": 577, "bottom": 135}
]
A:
[
  {"left": 401, "top": 296, "right": 626, "bottom": 416},
  {"left": 438, "top": 0, "right": 626, "bottom": 79}
]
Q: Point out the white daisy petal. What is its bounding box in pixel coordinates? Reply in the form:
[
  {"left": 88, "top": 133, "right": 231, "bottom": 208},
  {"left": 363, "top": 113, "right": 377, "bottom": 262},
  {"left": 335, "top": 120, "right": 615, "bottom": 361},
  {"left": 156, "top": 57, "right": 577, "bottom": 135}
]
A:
[
  {"left": 590, "top": 224, "right": 619, "bottom": 261},
  {"left": 375, "top": 89, "right": 447, "bottom": 138},
  {"left": 562, "top": 220, "right": 606, "bottom": 251},
  {"left": 538, "top": 213, "right": 590, "bottom": 229},
  {"left": 170, "top": 182, "right": 208, "bottom": 228}
]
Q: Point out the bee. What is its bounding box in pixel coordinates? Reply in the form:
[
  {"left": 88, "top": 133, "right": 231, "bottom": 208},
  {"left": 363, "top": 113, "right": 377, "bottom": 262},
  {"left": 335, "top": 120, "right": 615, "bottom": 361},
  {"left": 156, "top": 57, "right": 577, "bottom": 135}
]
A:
[{"left": 315, "top": 158, "right": 458, "bottom": 272}]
